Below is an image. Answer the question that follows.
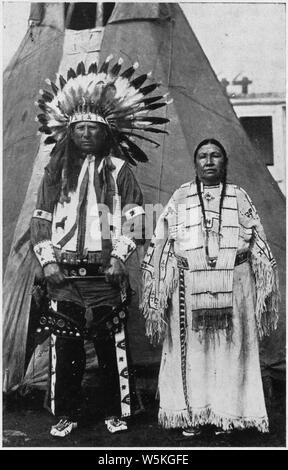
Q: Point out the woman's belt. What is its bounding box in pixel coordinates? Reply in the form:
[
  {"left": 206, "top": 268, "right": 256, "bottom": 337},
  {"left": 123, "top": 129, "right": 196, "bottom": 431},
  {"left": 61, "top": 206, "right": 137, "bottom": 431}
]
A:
[
  {"left": 54, "top": 247, "right": 103, "bottom": 265},
  {"left": 61, "top": 263, "right": 105, "bottom": 279},
  {"left": 235, "top": 251, "right": 249, "bottom": 266},
  {"left": 176, "top": 251, "right": 249, "bottom": 269}
]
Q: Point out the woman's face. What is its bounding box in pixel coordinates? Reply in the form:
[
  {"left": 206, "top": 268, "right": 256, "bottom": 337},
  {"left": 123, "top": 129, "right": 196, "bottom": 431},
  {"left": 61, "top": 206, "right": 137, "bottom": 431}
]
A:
[
  {"left": 71, "top": 121, "right": 108, "bottom": 154},
  {"left": 194, "top": 143, "right": 226, "bottom": 186}
]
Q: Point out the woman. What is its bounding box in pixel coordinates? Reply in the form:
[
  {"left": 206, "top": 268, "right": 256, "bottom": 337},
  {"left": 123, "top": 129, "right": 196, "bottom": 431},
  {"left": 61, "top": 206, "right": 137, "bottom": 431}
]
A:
[{"left": 142, "top": 138, "right": 279, "bottom": 435}]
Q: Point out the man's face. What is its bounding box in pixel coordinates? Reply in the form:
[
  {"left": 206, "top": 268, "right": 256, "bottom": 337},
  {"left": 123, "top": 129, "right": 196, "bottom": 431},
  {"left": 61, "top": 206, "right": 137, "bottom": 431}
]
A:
[
  {"left": 195, "top": 143, "right": 226, "bottom": 186},
  {"left": 71, "top": 121, "right": 108, "bottom": 154}
]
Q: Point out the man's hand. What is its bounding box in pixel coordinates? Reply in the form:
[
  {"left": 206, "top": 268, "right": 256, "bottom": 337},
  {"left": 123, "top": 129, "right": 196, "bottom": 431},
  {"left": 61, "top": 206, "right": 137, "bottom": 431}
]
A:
[
  {"left": 43, "top": 262, "right": 65, "bottom": 286},
  {"left": 105, "top": 257, "right": 129, "bottom": 288}
]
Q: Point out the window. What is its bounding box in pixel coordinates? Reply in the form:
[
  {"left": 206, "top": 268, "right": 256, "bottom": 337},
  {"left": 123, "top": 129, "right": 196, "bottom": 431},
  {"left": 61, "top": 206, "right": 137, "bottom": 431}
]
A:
[
  {"left": 103, "top": 3, "right": 115, "bottom": 25},
  {"left": 240, "top": 116, "right": 274, "bottom": 166},
  {"left": 65, "top": 2, "right": 115, "bottom": 30}
]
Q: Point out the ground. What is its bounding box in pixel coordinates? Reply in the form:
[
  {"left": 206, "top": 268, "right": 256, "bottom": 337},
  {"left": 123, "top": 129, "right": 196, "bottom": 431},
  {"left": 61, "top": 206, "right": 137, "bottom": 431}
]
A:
[{"left": 3, "top": 379, "right": 286, "bottom": 448}]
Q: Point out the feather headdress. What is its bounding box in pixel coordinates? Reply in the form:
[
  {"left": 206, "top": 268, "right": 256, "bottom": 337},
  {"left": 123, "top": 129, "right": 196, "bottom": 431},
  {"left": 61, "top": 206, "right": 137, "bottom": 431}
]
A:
[{"left": 35, "top": 56, "right": 172, "bottom": 165}]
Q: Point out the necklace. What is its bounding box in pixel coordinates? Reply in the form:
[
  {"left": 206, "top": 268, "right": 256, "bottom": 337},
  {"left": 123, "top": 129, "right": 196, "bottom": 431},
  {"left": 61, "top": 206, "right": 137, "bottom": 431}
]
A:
[{"left": 200, "top": 183, "right": 223, "bottom": 268}]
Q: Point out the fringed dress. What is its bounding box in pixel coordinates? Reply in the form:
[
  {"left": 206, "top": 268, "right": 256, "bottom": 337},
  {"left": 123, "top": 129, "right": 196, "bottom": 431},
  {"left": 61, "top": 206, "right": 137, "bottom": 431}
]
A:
[{"left": 142, "top": 182, "right": 279, "bottom": 432}]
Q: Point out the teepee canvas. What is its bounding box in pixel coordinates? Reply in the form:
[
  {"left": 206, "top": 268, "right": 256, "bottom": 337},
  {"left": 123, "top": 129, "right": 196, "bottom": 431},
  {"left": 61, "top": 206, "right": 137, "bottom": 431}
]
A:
[{"left": 3, "top": 3, "right": 285, "bottom": 394}]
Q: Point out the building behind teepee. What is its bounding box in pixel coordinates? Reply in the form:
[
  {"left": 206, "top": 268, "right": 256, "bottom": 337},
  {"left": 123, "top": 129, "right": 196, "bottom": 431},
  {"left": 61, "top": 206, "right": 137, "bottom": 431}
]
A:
[{"left": 3, "top": 3, "right": 285, "bottom": 393}]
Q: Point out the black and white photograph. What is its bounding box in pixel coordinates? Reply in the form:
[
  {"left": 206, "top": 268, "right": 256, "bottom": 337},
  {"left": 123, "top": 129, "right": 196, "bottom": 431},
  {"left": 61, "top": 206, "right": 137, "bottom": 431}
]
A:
[{"left": 2, "top": 0, "right": 286, "bottom": 451}]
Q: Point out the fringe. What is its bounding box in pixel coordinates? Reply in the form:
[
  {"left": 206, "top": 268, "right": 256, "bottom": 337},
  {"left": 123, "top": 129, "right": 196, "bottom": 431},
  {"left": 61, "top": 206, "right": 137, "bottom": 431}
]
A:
[
  {"left": 192, "top": 308, "right": 233, "bottom": 344},
  {"left": 159, "top": 409, "right": 191, "bottom": 429},
  {"left": 142, "top": 258, "right": 179, "bottom": 345},
  {"left": 159, "top": 406, "right": 269, "bottom": 433},
  {"left": 251, "top": 254, "right": 280, "bottom": 339},
  {"left": 192, "top": 308, "right": 233, "bottom": 329}
]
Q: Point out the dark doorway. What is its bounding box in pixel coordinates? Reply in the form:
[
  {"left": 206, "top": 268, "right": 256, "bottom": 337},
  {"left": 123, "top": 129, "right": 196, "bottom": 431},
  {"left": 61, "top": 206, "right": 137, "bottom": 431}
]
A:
[{"left": 240, "top": 116, "right": 274, "bottom": 166}]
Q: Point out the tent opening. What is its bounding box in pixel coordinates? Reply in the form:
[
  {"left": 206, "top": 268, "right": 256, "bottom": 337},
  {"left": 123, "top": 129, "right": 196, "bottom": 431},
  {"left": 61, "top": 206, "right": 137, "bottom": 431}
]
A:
[{"left": 65, "top": 2, "right": 115, "bottom": 30}]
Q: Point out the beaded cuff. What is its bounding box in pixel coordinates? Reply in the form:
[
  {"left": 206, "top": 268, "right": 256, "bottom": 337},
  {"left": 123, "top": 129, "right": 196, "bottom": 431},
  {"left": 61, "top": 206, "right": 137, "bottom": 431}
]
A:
[
  {"left": 33, "top": 240, "right": 57, "bottom": 268},
  {"left": 111, "top": 235, "right": 136, "bottom": 263}
]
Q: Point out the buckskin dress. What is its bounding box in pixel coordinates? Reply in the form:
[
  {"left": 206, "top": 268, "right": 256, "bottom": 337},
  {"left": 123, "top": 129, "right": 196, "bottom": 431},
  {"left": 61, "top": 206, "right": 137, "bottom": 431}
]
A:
[{"left": 142, "top": 182, "right": 279, "bottom": 432}]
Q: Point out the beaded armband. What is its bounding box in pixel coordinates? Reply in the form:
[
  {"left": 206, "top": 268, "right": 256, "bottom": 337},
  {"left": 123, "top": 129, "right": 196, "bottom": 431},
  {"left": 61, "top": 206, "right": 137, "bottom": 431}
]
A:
[{"left": 32, "top": 209, "right": 53, "bottom": 222}]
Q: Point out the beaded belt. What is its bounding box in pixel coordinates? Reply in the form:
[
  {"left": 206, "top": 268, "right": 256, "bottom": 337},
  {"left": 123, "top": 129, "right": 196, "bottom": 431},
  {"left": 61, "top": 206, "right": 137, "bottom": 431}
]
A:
[
  {"left": 176, "top": 252, "right": 249, "bottom": 269},
  {"left": 54, "top": 247, "right": 103, "bottom": 265},
  {"left": 60, "top": 263, "right": 105, "bottom": 279}
]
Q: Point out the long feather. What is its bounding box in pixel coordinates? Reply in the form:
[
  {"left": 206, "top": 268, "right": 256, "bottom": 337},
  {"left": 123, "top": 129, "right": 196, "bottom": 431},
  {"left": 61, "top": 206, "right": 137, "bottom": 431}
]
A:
[
  {"left": 88, "top": 62, "right": 98, "bottom": 74},
  {"left": 136, "top": 116, "right": 170, "bottom": 124},
  {"left": 59, "top": 75, "right": 67, "bottom": 90},
  {"left": 92, "top": 63, "right": 99, "bottom": 74},
  {"left": 37, "top": 98, "right": 46, "bottom": 106},
  {"left": 120, "top": 135, "right": 149, "bottom": 162},
  {"left": 139, "top": 83, "right": 161, "bottom": 95},
  {"left": 50, "top": 81, "right": 59, "bottom": 95},
  {"left": 145, "top": 102, "right": 168, "bottom": 111},
  {"left": 67, "top": 67, "right": 76, "bottom": 81},
  {"left": 38, "top": 125, "right": 52, "bottom": 134},
  {"left": 130, "top": 73, "right": 149, "bottom": 89},
  {"left": 110, "top": 58, "right": 123, "bottom": 76},
  {"left": 115, "top": 117, "right": 168, "bottom": 129},
  {"left": 106, "top": 106, "right": 146, "bottom": 121},
  {"left": 142, "top": 127, "right": 169, "bottom": 134},
  {"left": 115, "top": 93, "right": 143, "bottom": 112},
  {"left": 119, "top": 143, "right": 137, "bottom": 166},
  {"left": 143, "top": 95, "right": 165, "bottom": 105},
  {"left": 121, "top": 132, "right": 160, "bottom": 147},
  {"left": 99, "top": 55, "right": 113, "bottom": 74},
  {"left": 39, "top": 89, "right": 53, "bottom": 102},
  {"left": 105, "top": 102, "right": 140, "bottom": 119},
  {"left": 120, "top": 62, "right": 139, "bottom": 80},
  {"left": 105, "top": 94, "right": 162, "bottom": 117},
  {"left": 76, "top": 62, "right": 85, "bottom": 76},
  {"left": 38, "top": 103, "right": 47, "bottom": 113},
  {"left": 37, "top": 113, "right": 48, "bottom": 124},
  {"left": 111, "top": 120, "right": 148, "bottom": 130},
  {"left": 118, "top": 125, "right": 169, "bottom": 135}
]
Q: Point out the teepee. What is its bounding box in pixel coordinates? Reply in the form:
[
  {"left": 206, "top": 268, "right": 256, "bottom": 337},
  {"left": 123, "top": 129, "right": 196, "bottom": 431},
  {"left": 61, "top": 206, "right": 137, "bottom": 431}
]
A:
[{"left": 3, "top": 2, "right": 285, "bottom": 393}]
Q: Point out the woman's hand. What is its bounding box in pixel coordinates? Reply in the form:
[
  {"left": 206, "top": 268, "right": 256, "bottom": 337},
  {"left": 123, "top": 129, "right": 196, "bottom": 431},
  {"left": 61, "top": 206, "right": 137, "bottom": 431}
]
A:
[{"left": 43, "top": 262, "right": 65, "bottom": 286}]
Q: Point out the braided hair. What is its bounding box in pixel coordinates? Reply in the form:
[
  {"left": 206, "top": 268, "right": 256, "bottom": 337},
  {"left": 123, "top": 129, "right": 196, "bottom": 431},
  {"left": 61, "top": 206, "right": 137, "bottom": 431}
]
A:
[{"left": 194, "top": 139, "right": 228, "bottom": 236}]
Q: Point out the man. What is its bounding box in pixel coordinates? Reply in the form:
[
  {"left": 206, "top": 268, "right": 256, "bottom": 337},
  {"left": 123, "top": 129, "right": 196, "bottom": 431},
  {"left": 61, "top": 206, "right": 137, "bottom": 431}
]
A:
[
  {"left": 31, "top": 57, "right": 170, "bottom": 437},
  {"left": 142, "top": 138, "right": 279, "bottom": 436}
]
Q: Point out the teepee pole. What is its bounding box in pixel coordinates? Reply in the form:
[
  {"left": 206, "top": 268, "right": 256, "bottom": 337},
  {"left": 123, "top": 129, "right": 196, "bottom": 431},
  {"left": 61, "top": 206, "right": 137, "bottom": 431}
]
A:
[
  {"left": 65, "top": 3, "right": 75, "bottom": 29},
  {"left": 96, "top": 3, "right": 104, "bottom": 27}
]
